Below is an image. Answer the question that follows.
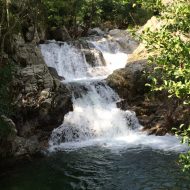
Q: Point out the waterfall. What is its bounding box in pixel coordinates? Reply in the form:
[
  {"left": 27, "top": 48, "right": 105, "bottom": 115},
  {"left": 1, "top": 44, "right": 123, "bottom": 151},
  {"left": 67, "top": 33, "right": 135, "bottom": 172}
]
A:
[
  {"left": 50, "top": 82, "right": 140, "bottom": 144},
  {"left": 40, "top": 42, "right": 90, "bottom": 81},
  {"left": 40, "top": 38, "right": 128, "bottom": 82},
  {"left": 40, "top": 37, "right": 187, "bottom": 152}
]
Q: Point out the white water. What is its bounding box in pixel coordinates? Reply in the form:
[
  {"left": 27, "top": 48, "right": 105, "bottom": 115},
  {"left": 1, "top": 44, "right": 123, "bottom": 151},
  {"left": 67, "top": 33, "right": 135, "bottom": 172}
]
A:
[
  {"left": 40, "top": 42, "right": 89, "bottom": 81},
  {"left": 40, "top": 37, "right": 187, "bottom": 153},
  {"left": 40, "top": 39, "right": 128, "bottom": 82}
]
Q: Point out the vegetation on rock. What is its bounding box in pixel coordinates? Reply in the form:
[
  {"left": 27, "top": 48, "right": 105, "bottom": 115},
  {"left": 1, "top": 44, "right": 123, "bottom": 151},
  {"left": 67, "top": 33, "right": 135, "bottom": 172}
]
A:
[{"left": 142, "top": 0, "right": 190, "bottom": 171}]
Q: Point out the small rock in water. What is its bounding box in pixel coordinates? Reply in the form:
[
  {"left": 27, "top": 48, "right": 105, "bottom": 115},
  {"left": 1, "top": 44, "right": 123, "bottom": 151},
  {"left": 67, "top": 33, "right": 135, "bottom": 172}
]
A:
[{"left": 88, "top": 28, "right": 105, "bottom": 36}]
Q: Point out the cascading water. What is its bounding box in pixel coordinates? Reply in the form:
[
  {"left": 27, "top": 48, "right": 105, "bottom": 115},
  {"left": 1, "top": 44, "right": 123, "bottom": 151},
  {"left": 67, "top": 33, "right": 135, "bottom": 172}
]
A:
[
  {"left": 40, "top": 37, "right": 187, "bottom": 152},
  {"left": 40, "top": 42, "right": 90, "bottom": 81},
  {"left": 50, "top": 82, "right": 140, "bottom": 145},
  {"left": 2, "top": 32, "right": 190, "bottom": 190}
]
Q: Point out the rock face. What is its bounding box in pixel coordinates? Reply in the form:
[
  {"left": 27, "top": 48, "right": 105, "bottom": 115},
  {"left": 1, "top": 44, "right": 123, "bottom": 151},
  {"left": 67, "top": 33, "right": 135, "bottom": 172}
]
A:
[
  {"left": 108, "top": 29, "right": 139, "bottom": 53},
  {"left": 87, "top": 27, "right": 105, "bottom": 36},
  {"left": 107, "top": 58, "right": 177, "bottom": 136},
  {"left": 0, "top": 36, "right": 73, "bottom": 160},
  {"left": 107, "top": 41, "right": 190, "bottom": 136},
  {"left": 47, "top": 27, "right": 71, "bottom": 41},
  {"left": 107, "top": 59, "right": 148, "bottom": 103}
]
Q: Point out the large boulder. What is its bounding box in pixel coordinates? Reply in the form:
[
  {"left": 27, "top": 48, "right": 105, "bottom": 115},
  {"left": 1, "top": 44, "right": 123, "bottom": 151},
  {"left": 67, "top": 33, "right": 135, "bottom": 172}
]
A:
[
  {"left": 106, "top": 29, "right": 139, "bottom": 54},
  {"left": 107, "top": 59, "right": 149, "bottom": 103},
  {"left": 47, "top": 27, "right": 71, "bottom": 41},
  {"left": 0, "top": 37, "right": 73, "bottom": 159},
  {"left": 138, "top": 16, "right": 164, "bottom": 34}
]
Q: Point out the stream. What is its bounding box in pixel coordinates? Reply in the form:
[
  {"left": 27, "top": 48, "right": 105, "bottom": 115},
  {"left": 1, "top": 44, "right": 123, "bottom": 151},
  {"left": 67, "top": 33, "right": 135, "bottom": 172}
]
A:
[
  {"left": 1, "top": 34, "right": 190, "bottom": 190},
  {"left": 1, "top": 148, "right": 190, "bottom": 190}
]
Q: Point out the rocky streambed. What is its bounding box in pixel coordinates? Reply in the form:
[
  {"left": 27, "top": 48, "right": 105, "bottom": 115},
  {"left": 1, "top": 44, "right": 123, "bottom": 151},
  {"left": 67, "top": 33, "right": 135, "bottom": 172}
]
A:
[{"left": 0, "top": 26, "right": 189, "bottom": 169}]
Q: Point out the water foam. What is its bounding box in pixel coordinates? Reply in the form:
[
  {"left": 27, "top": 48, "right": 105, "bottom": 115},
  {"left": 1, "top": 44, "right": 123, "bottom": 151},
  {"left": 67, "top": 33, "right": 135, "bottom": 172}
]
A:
[
  {"left": 49, "top": 82, "right": 141, "bottom": 146},
  {"left": 48, "top": 133, "right": 187, "bottom": 153}
]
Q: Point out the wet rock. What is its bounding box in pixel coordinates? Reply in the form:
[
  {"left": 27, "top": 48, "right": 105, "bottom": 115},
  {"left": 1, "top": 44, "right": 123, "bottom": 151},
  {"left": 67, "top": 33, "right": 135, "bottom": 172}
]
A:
[
  {"left": 100, "top": 21, "right": 117, "bottom": 32},
  {"left": 88, "top": 28, "right": 105, "bottom": 36},
  {"left": 82, "top": 48, "right": 106, "bottom": 67},
  {"left": 106, "top": 39, "right": 173, "bottom": 136},
  {"left": 107, "top": 59, "right": 149, "bottom": 102},
  {"left": 143, "top": 122, "right": 168, "bottom": 136},
  {"left": 48, "top": 67, "right": 65, "bottom": 80}
]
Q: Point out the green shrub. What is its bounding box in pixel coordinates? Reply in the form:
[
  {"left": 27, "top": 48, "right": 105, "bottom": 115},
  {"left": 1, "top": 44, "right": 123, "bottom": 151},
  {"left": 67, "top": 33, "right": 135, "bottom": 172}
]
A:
[{"left": 142, "top": 0, "right": 190, "bottom": 171}]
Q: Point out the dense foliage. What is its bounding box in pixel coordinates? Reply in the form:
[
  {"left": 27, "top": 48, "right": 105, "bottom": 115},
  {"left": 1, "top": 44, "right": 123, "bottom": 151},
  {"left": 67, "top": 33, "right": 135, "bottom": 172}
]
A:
[
  {"left": 42, "top": 0, "right": 157, "bottom": 36},
  {"left": 142, "top": 0, "right": 190, "bottom": 171}
]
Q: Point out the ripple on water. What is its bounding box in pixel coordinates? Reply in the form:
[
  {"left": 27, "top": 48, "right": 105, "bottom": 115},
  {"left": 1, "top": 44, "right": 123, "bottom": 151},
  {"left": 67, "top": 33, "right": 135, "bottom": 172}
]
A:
[{"left": 1, "top": 147, "right": 190, "bottom": 190}]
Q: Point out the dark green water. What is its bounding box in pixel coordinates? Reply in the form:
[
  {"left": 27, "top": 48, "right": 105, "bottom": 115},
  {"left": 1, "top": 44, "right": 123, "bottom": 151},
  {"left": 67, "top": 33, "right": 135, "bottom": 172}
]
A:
[{"left": 1, "top": 147, "right": 190, "bottom": 190}]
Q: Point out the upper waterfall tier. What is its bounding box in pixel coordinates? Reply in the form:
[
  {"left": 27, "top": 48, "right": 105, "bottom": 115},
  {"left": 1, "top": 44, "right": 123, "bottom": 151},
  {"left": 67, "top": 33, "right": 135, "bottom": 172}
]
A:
[{"left": 40, "top": 38, "right": 128, "bottom": 82}]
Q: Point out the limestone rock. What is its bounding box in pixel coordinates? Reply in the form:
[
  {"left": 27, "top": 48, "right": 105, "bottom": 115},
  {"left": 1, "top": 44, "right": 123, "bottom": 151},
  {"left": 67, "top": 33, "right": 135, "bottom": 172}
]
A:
[
  {"left": 88, "top": 28, "right": 105, "bottom": 36},
  {"left": 13, "top": 136, "right": 39, "bottom": 157},
  {"left": 47, "top": 27, "right": 71, "bottom": 41},
  {"left": 4, "top": 36, "right": 73, "bottom": 158},
  {"left": 108, "top": 29, "right": 139, "bottom": 53},
  {"left": 0, "top": 115, "right": 17, "bottom": 134},
  {"left": 48, "top": 67, "right": 65, "bottom": 80},
  {"left": 107, "top": 59, "right": 149, "bottom": 102}
]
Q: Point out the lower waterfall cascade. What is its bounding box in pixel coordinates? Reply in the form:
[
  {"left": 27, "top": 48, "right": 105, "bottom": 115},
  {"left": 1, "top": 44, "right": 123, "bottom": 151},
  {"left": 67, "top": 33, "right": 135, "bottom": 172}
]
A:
[{"left": 40, "top": 36, "right": 187, "bottom": 152}]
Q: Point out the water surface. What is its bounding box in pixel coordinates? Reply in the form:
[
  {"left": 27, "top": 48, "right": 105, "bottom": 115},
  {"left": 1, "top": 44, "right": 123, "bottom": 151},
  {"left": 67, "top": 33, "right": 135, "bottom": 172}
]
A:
[{"left": 1, "top": 146, "right": 190, "bottom": 190}]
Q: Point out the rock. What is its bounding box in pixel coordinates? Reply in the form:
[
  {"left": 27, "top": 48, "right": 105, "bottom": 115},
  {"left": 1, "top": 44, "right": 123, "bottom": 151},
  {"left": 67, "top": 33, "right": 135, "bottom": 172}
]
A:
[
  {"left": 3, "top": 36, "right": 73, "bottom": 159},
  {"left": 106, "top": 56, "right": 175, "bottom": 136},
  {"left": 48, "top": 27, "right": 71, "bottom": 41},
  {"left": 100, "top": 21, "right": 117, "bottom": 32},
  {"left": 48, "top": 67, "right": 65, "bottom": 80},
  {"left": 107, "top": 46, "right": 189, "bottom": 136},
  {"left": 40, "top": 89, "right": 51, "bottom": 100},
  {"left": 0, "top": 115, "right": 17, "bottom": 136},
  {"left": 106, "top": 39, "right": 169, "bottom": 136},
  {"left": 13, "top": 136, "right": 40, "bottom": 157},
  {"left": 108, "top": 29, "right": 139, "bottom": 53},
  {"left": 88, "top": 27, "right": 105, "bottom": 36},
  {"left": 25, "top": 26, "right": 35, "bottom": 42},
  {"left": 107, "top": 59, "right": 149, "bottom": 102},
  {"left": 36, "top": 26, "right": 48, "bottom": 44},
  {"left": 137, "top": 16, "right": 166, "bottom": 34},
  {"left": 19, "top": 64, "right": 54, "bottom": 93},
  {"left": 22, "top": 23, "right": 35, "bottom": 42},
  {"left": 82, "top": 48, "right": 106, "bottom": 67},
  {"left": 144, "top": 123, "right": 168, "bottom": 136},
  {"left": 82, "top": 49, "right": 97, "bottom": 66}
]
